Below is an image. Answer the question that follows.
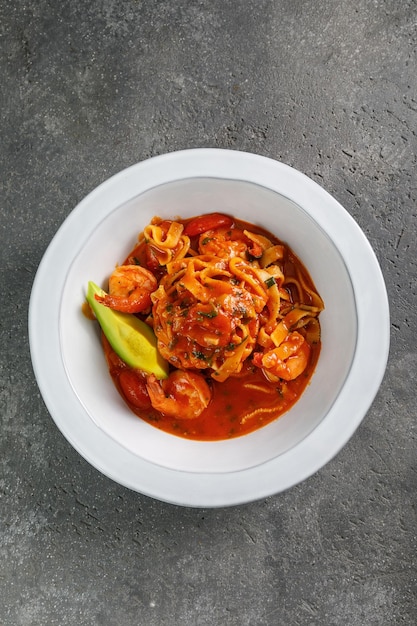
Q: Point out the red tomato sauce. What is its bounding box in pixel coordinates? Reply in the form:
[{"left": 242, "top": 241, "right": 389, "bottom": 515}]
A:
[{"left": 102, "top": 334, "right": 320, "bottom": 440}]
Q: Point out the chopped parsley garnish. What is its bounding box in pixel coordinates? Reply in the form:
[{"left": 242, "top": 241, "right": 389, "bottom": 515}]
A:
[
  {"left": 233, "top": 305, "right": 248, "bottom": 317},
  {"left": 197, "top": 309, "right": 218, "bottom": 318},
  {"left": 192, "top": 349, "right": 208, "bottom": 361}
]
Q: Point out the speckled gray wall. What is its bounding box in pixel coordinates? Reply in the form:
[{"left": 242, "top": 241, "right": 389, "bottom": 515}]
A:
[{"left": 1, "top": 1, "right": 416, "bottom": 625}]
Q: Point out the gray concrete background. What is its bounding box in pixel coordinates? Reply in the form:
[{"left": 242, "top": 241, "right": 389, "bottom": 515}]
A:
[{"left": 1, "top": 1, "right": 416, "bottom": 624}]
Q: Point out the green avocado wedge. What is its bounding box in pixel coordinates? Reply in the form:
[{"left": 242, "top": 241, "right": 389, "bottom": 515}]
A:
[{"left": 86, "top": 281, "right": 169, "bottom": 379}]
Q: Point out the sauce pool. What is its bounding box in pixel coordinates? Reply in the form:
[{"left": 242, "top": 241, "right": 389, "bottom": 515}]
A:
[{"left": 103, "top": 334, "right": 320, "bottom": 440}]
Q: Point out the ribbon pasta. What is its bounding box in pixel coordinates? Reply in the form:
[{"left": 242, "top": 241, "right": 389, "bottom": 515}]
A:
[{"left": 141, "top": 215, "right": 324, "bottom": 383}]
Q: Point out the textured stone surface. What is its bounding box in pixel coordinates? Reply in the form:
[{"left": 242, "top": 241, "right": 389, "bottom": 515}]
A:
[{"left": 1, "top": 1, "right": 416, "bottom": 624}]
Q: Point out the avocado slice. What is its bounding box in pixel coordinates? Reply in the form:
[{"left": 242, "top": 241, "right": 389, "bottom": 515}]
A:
[{"left": 86, "top": 281, "right": 169, "bottom": 379}]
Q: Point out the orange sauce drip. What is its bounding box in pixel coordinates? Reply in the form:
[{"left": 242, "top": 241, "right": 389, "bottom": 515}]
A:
[{"left": 81, "top": 300, "right": 96, "bottom": 320}]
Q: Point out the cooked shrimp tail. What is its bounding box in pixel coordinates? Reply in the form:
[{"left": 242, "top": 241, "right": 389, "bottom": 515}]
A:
[
  {"left": 146, "top": 370, "right": 211, "bottom": 419},
  {"left": 253, "top": 331, "right": 310, "bottom": 381},
  {"left": 95, "top": 265, "right": 157, "bottom": 314},
  {"left": 96, "top": 290, "right": 152, "bottom": 314}
]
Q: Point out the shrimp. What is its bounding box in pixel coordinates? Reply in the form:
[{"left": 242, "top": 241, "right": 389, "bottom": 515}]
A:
[
  {"left": 197, "top": 227, "right": 244, "bottom": 259},
  {"left": 95, "top": 265, "right": 157, "bottom": 313},
  {"left": 253, "top": 331, "right": 310, "bottom": 381},
  {"left": 146, "top": 370, "right": 211, "bottom": 419},
  {"left": 198, "top": 227, "right": 263, "bottom": 260}
]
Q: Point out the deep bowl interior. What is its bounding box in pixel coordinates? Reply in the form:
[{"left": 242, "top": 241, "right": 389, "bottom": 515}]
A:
[{"left": 60, "top": 177, "right": 357, "bottom": 474}]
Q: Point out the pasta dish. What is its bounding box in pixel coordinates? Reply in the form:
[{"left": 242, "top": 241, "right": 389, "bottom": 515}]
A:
[{"left": 86, "top": 213, "right": 324, "bottom": 440}]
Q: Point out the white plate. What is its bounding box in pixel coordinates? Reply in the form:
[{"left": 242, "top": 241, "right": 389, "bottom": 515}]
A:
[{"left": 29, "top": 149, "right": 390, "bottom": 507}]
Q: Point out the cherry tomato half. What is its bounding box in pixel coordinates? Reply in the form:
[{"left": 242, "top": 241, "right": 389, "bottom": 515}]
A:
[
  {"left": 118, "top": 370, "right": 152, "bottom": 409},
  {"left": 183, "top": 213, "right": 234, "bottom": 237}
]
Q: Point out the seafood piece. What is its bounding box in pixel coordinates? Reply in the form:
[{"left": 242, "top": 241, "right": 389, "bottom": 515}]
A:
[
  {"left": 253, "top": 331, "right": 310, "bottom": 381},
  {"left": 197, "top": 225, "right": 267, "bottom": 260},
  {"left": 198, "top": 227, "right": 248, "bottom": 260},
  {"left": 146, "top": 370, "right": 211, "bottom": 419},
  {"left": 95, "top": 265, "right": 157, "bottom": 313}
]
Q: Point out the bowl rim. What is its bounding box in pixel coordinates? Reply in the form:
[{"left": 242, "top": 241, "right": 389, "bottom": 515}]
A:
[{"left": 29, "top": 148, "right": 390, "bottom": 507}]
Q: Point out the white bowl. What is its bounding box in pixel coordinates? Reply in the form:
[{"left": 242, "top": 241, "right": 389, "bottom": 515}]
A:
[{"left": 29, "top": 149, "right": 390, "bottom": 507}]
